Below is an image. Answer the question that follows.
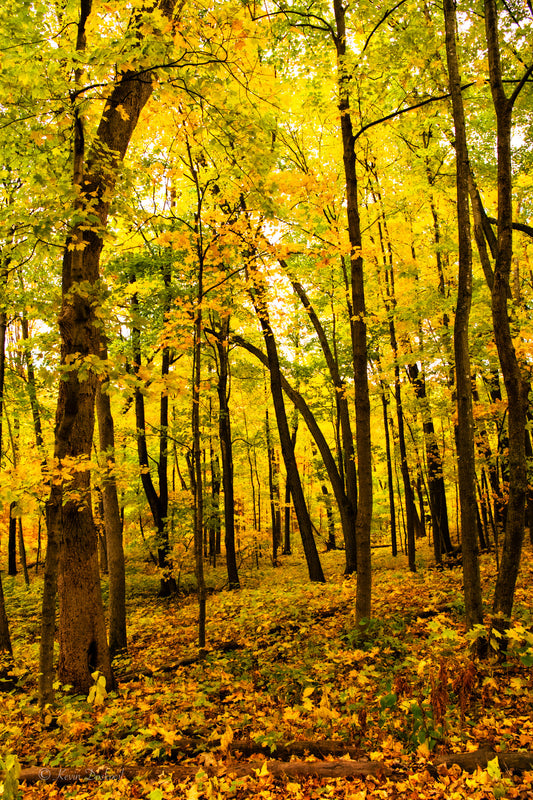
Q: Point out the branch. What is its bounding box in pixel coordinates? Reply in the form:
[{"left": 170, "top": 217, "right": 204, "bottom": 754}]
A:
[
  {"left": 508, "top": 61, "right": 533, "bottom": 107},
  {"left": 353, "top": 85, "right": 475, "bottom": 142},
  {"left": 362, "top": 0, "right": 409, "bottom": 53},
  {"left": 486, "top": 216, "right": 533, "bottom": 239}
]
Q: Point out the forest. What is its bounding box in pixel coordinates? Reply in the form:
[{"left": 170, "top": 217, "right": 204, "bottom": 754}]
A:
[{"left": 0, "top": 0, "right": 532, "bottom": 797}]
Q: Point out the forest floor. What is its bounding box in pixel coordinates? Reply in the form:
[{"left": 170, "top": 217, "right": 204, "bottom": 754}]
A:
[{"left": 1, "top": 542, "right": 533, "bottom": 799}]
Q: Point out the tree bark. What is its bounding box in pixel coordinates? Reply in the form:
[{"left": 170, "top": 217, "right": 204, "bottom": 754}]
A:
[
  {"left": 266, "top": 406, "right": 282, "bottom": 563},
  {"left": 214, "top": 316, "right": 239, "bottom": 589},
  {"left": 444, "top": 0, "right": 484, "bottom": 629},
  {"left": 131, "top": 279, "right": 177, "bottom": 597},
  {"left": 333, "top": 0, "right": 373, "bottom": 619},
  {"left": 484, "top": 0, "right": 531, "bottom": 623},
  {"left": 406, "top": 362, "right": 452, "bottom": 562},
  {"left": 288, "top": 275, "right": 357, "bottom": 572},
  {"left": 232, "top": 334, "right": 354, "bottom": 564},
  {"left": 247, "top": 265, "right": 325, "bottom": 583},
  {"left": 40, "top": 0, "right": 178, "bottom": 701},
  {"left": 95, "top": 345, "right": 127, "bottom": 657}
]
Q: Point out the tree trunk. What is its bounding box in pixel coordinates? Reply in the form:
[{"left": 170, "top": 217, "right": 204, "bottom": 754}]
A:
[
  {"left": 0, "top": 305, "right": 13, "bottom": 658},
  {"left": 247, "top": 265, "right": 325, "bottom": 583},
  {"left": 96, "top": 347, "right": 127, "bottom": 657},
  {"left": 333, "top": 0, "right": 373, "bottom": 618},
  {"left": 40, "top": 0, "right": 178, "bottom": 701},
  {"left": 444, "top": 0, "right": 484, "bottom": 629},
  {"left": 378, "top": 376, "right": 397, "bottom": 557},
  {"left": 233, "top": 334, "right": 353, "bottom": 567},
  {"left": 266, "top": 407, "right": 282, "bottom": 564},
  {"left": 484, "top": 0, "right": 531, "bottom": 623},
  {"left": 406, "top": 362, "right": 452, "bottom": 561},
  {"left": 215, "top": 316, "right": 239, "bottom": 589},
  {"left": 131, "top": 279, "right": 176, "bottom": 597},
  {"left": 288, "top": 276, "right": 357, "bottom": 572},
  {"left": 283, "top": 410, "right": 299, "bottom": 556},
  {"left": 192, "top": 281, "right": 206, "bottom": 646}
]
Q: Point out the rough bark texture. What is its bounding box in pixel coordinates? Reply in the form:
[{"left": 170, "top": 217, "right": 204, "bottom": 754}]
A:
[
  {"left": 18, "top": 758, "right": 391, "bottom": 786},
  {"left": 20, "top": 747, "right": 533, "bottom": 787},
  {"left": 40, "top": 0, "right": 178, "bottom": 700},
  {"left": 443, "top": 0, "right": 484, "bottom": 629}
]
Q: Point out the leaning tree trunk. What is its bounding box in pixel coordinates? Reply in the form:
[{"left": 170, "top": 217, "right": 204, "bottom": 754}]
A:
[
  {"left": 288, "top": 275, "right": 357, "bottom": 573},
  {"left": 247, "top": 264, "right": 325, "bottom": 583},
  {"left": 39, "top": 0, "right": 178, "bottom": 703},
  {"left": 234, "top": 335, "right": 354, "bottom": 566}
]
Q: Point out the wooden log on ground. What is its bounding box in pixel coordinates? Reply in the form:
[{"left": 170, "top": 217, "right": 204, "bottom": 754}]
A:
[
  {"left": 229, "top": 738, "right": 363, "bottom": 760},
  {"left": 19, "top": 749, "right": 533, "bottom": 787},
  {"left": 435, "top": 749, "right": 533, "bottom": 773},
  {"left": 19, "top": 758, "right": 390, "bottom": 786}
]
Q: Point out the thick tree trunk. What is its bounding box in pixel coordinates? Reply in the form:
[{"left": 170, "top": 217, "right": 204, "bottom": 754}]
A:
[
  {"left": 40, "top": 0, "right": 178, "bottom": 701},
  {"left": 444, "top": 0, "right": 484, "bottom": 629}
]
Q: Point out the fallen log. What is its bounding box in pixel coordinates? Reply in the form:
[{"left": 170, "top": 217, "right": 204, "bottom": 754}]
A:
[
  {"left": 19, "top": 749, "right": 533, "bottom": 787},
  {"left": 19, "top": 758, "right": 390, "bottom": 786},
  {"left": 435, "top": 748, "right": 533, "bottom": 773},
  {"left": 229, "top": 738, "right": 363, "bottom": 760}
]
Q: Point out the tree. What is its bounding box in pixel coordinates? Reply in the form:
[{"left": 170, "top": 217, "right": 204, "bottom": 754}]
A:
[
  {"left": 40, "top": 0, "right": 179, "bottom": 702},
  {"left": 212, "top": 315, "right": 240, "bottom": 588},
  {"left": 96, "top": 344, "right": 127, "bottom": 656},
  {"left": 483, "top": 0, "right": 532, "bottom": 625},
  {"left": 247, "top": 255, "right": 325, "bottom": 583},
  {"left": 333, "top": 0, "right": 373, "bottom": 620},
  {"left": 443, "top": 0, "right": 483, "bottom": 629}
]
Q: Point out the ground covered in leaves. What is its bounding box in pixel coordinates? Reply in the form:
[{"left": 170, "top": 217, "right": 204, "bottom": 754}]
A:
[{"left": 1, "top": 544, "right": 533, "bottom": 798}]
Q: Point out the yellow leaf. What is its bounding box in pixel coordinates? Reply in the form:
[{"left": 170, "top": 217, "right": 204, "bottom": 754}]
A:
[
  {"left": 417, "top": 740, "right": 431, "bottom": 758},
  {"left": 417, "top": 660, "right": 427, "bottom": 676},
  {"left": 220, "top": 725, "right": 233, "bottom": 753}
]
